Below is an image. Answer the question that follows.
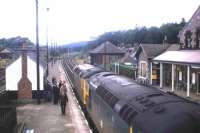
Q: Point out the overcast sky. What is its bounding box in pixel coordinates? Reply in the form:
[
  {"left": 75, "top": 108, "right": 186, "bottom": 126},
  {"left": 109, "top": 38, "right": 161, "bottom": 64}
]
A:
[{"left": 0, "top": 0, "right": 199, "bottom": 45}]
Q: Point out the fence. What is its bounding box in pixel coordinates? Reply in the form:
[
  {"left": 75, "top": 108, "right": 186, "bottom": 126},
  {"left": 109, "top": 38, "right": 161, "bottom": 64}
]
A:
[
  {"left": 0, "top": 106, "right": 17, "bottom": 133},
  {"left": 0, "top": 68, "right": 5, "bottom": 93}
]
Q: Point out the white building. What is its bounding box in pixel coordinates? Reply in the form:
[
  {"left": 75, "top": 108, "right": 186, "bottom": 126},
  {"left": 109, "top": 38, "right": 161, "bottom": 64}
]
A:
[{"left": 6, "top": 55, "right": 44, "bottom": 92}]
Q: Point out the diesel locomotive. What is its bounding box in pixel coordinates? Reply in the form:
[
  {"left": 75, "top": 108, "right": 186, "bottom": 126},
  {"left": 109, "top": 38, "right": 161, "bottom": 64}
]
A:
[{"left": 62, "top": 58, "right": 200, "bottom": 133}]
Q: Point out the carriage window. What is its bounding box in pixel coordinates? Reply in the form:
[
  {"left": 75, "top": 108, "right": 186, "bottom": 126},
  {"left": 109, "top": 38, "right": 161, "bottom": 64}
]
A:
[
  {"left": 109, "top": 96, "right": 119, "bottom": 108},
  {"left": 96, "top": 86, "right": 119, "bottom": 108}
]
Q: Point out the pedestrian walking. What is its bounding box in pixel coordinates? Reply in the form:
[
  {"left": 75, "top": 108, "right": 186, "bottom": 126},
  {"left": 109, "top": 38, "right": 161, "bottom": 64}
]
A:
[
  {"left": 59, "top": 80, "right": 62, "bottom": 90},
  {"left": 52, "top": 77, "right": 59, "bottom": 104},
  {"left": 46, "top": 80, "right": 52, "bottom": 102},
  {"left": 59, "top": 81, "right": 68, "bottom": 115}
]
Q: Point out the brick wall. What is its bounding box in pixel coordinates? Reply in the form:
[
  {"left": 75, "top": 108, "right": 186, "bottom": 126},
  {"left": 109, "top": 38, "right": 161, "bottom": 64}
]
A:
[{"left": 18, "top": 51, "right": 32, "bottom": 99}]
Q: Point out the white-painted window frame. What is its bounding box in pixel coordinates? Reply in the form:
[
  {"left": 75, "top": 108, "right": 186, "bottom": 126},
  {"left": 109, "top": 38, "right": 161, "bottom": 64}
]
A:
[{"left": 139, "top": 61, "right": 147, "bottom": 79}]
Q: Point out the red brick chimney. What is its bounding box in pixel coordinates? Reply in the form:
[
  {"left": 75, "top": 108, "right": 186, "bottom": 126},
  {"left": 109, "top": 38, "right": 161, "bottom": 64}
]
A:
[{"left": 18, "top": 44, "right": 32, "bottom": 99}]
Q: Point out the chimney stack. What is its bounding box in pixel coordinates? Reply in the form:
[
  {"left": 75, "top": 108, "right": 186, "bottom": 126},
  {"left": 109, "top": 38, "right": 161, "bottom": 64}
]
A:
[
  {"left": 163, "top": 35, "right": 168, "bottom": 48},
  {"left": 18, "top": 43, "right": 32, "bottom": 99}
]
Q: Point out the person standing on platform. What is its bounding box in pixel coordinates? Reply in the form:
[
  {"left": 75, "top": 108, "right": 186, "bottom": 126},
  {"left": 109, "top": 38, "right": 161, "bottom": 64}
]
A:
[
  {"left": 46, "top": 80, "right": 52, "bottom": 102},
  {"left": 59, "top": 81, "right": 68, "bottom": 115},
  {"left": 52, "top": 77, "right": 59, "bottom": 104},
  {"left": 59, "top": 80, "right": 62, "bottom": 91},
  {"left": 55, "top": 83, "right": 60, "bottom": 104}
]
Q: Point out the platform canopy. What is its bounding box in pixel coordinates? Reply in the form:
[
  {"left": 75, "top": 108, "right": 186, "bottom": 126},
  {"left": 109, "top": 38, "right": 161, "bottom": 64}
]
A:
[{"left": 153, "top": 50, "right": 200, "bottom": 66}]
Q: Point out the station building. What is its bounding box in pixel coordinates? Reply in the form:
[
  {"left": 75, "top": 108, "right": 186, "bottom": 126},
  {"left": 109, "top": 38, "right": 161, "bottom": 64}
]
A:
[
  {"left": 89, "top": 41, "right": 125, "bottom": 70},
  {"left": 153, "top": 6, "right": 200, "bottom": 101}
]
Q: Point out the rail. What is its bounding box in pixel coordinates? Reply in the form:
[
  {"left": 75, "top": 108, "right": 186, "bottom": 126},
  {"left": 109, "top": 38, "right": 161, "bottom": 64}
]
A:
[{"left": 62, "top": 58, "right": 98, "bottom": 133}]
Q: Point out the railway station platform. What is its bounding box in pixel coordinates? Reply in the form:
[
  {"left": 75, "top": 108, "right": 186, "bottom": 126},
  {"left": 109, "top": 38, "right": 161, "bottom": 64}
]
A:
[{"left": 16, "top": 60, "right": 92, "bottom": 133}]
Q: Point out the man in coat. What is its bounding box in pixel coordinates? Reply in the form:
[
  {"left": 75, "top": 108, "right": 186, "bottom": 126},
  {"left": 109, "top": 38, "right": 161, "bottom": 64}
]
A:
[
  {"left": 59, "top": 81, "right": 68, "bottom": 115},
  {"left": 52, "top": 77, "right": 59, "bottom": 104}
]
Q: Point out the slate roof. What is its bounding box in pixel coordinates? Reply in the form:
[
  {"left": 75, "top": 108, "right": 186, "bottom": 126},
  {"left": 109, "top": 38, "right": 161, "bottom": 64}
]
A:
[
  {"left": 90, "top": 41, "right": 125, "bottom": 55},
  {"left": 153, "top": 50, "right": 200, "bottom": 66},
  {"left": 120, "top": 47, "right": 137, "bottom": 63},
  {"left": 166, "top": 44, "right": 180, "bottom": 51},
  {"left": 0, "top": 48, "right": 14, "bottom": 54},
  {"left": 120, "top": 53, "right": 133, "bottom": 63},
  {"left": 139, "top": 44, "right": 170, "bottom": 59}
]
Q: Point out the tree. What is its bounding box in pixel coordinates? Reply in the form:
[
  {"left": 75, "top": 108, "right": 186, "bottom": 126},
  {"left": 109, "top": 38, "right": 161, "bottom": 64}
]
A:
[
  {"left": 91, "top": 18, "right": 186, "bottom": 48},
  {"left": 0, "top": 36, "right": 34, "bottom": 49}
]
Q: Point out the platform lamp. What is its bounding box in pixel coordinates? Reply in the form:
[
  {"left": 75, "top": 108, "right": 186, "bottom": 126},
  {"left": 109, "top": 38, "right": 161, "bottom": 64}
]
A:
[
  {"left": 46, "top": 7, "right": 50, "bottom": 76},
  {"left": 36, "top": 0, "right": 40, "bottom": 104}
]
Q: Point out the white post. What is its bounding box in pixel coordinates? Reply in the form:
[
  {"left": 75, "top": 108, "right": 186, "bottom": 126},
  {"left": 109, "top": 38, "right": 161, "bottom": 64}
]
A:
[
  {"left": 118, "top": 62, "right": 120, "bottom": 74},
  {"left": 160, "top": 63, "right": 163, "bottom": 88},
  {"left": 187, "top": 66, "right": 190, "bottom": 97},
  {"left": 172, "top": 64, "right": 174, "bottom": 92},
  {"left": 150, "top": 62, "right": 152, "bottom": 85},
  {"left": 115, "top": 62, "right": 116, "bottom": 74}
]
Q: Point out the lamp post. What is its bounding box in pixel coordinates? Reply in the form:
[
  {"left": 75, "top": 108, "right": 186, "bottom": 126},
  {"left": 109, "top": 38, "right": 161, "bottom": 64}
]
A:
[
  {"left": 36, "top": 0, "right": 40, "bottom": 104},
  {"left": 46, "top": 7, "right": 50, "bottom": 76}
]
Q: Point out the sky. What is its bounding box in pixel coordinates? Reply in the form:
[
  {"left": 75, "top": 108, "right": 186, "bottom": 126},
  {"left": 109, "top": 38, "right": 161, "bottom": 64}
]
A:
[{"left": 0, "top": 0, "right": 199, "bottom": 45}]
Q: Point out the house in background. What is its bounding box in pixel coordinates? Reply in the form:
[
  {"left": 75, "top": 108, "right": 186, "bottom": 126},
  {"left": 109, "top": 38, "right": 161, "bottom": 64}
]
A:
[
  {"left": 134, "top": 43, "right": 170, "bottom": 85},
  {"left": 179, "top": 6, "right": 200, "bottom": 49},
  {"left": 153, "top": 6, "right": 200, "bottom": 101},
  {"left": 0, "top": 48, "right": 14, "bottom": 59},
  {"left": 89, "top": 41, "right": 125, "bottom": 70},
  {"left": 119, "top": 47, "right": 138, "bottom": 79},
  {"left": 120, "top": 47, "right": 137, "bottom": 66},
  {"left": 6, "top": 48, "right": 46, "bottom": 99}
]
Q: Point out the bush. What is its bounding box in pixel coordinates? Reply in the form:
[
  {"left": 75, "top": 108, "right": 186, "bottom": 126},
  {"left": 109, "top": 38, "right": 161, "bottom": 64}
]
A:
[{"left": 110, "top": 63, "right": 136, "bottom": 79}]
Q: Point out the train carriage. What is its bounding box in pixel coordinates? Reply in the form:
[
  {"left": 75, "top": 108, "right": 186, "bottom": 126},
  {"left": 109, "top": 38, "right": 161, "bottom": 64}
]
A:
[
  {"left": 89, "top": 73, "right": 137, "bottom": 133},
  {"left": 74, "top": 64, "right": 103, "bottom": 105},
  {"left": 62, "top": 58, "right": 200, "bottom": 133},
  {"left": 89, "top": 73, "right": 200, "bottom": 133}
]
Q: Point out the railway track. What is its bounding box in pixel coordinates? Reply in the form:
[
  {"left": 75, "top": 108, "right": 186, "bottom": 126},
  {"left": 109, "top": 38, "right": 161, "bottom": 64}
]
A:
[{"left": 61, "top": 57, "right": 98, "bottom": 133}]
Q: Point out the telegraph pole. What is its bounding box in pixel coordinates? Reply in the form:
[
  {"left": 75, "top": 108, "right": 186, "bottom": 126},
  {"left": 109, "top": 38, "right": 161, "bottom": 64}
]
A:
[{"left": 36, "top": 0, "right": 40, "bottom": 104}]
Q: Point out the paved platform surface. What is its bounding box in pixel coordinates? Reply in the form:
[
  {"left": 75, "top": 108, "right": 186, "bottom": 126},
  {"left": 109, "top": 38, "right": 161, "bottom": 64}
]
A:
[
  {"left": 17, "top": 60, "right": 91, "bottom": 133},
  {"left": 17, "top": 103, "right": 74, "bottom": 133}
]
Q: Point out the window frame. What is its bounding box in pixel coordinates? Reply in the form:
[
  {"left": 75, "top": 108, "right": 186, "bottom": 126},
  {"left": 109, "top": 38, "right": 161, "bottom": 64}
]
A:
[{"left": 139, "top": 61, "right": 147, "bottom": 79}]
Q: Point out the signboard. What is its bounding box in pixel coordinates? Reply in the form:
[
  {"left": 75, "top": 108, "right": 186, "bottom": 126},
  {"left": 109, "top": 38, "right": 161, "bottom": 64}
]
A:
[
  {"left": 192, "top": 73, "right": 196, "bottom": 84},
  {"left": 179, "top": 71, "right": 182, "bottom": 81}
]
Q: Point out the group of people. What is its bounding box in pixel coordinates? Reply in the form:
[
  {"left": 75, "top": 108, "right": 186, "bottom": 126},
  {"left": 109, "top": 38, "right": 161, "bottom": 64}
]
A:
[{"left": 52, "top": 77, "right": 68, "bottom": 115}]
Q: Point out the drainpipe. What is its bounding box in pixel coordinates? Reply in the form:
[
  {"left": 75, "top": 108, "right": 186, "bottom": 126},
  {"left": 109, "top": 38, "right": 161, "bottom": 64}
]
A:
[
  {"left": 172, "top": 64, "right": 174, "bottom": 92},
  {"left": 160, "top": 63, "right": 163, "bottom": 88},
  {"left": 150, "top": 62, "right": 152, "bottom": 85}
]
